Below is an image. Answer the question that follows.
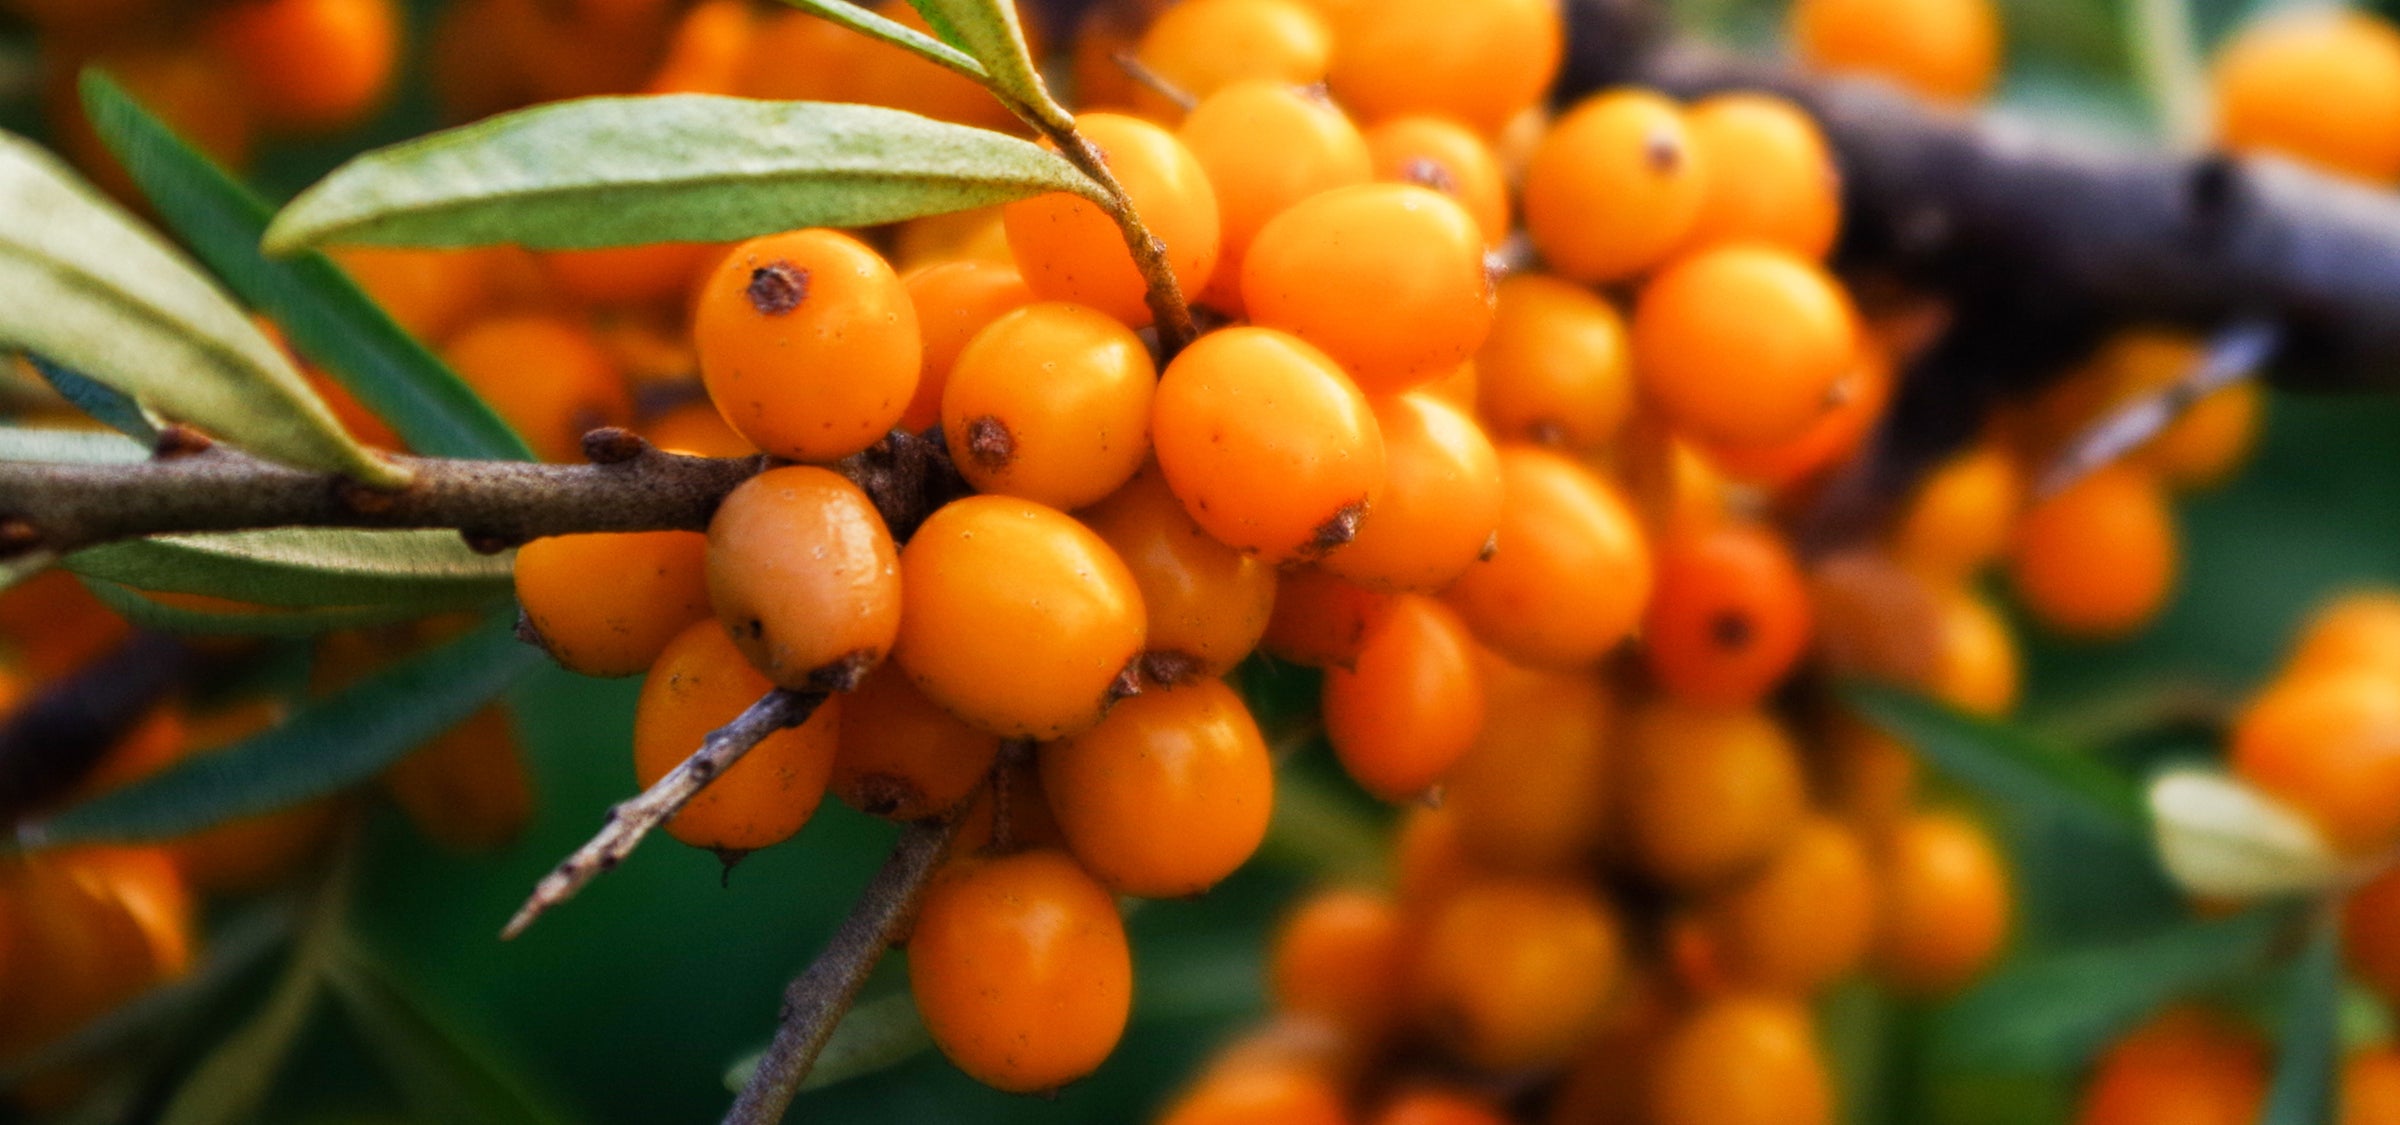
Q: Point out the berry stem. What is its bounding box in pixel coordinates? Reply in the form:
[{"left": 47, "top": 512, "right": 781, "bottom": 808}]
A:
[
  {"left": 501, "top": 689, "right": 829, "bottom": 941},
  {"left": 1042, "top": 121, "right": 1202, "bottom": 355}
]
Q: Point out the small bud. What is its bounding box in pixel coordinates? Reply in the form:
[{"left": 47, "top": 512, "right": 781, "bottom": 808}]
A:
[{"left": 2148, "top": 767, "right": 2345, "bottom": 901}]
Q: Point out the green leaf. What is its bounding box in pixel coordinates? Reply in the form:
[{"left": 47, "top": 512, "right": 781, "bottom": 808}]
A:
[
  {"left": 264, "top": 96, "right": 1100, "bottom": 254},
  {"left": 0, "top": 128, "right": 401, "bottom": 486},
  {"left": 1931, "top": 907, "right": 2291, "bottom": 1069},
  {"left": 158, "top": 935, "right": 322, "bottom": 1125},
  {"left": 771, "top": 0, "right": 990, "bottom": 81},
  {"left": 0, "top": 424, "right": 150, "bottom": 465},
  {"left": 326, "top": 947, "right": 567, "bottom": 1125},
  {"left": 725, "top": 990, "right": 934, "bottom": 1096},
  {"left": 81, "top": 72, "right": 534, "bottom": 462},
  {"left": 2260, "top": 910, "right": 2343, "bottom": 1125},
  {"left": 26, "top": 356, "right": 160, "bottom": 443},
  {"left": 1845, "top": 680, "right": 2147, "bottom": 834},
  {"left": 19, "top": 614, "right": 539, "bottom": 847},
  {"left": 61, "top": 528, "right": 511, "bottom": 609},
  {"left": 79, "top": 575, "right": 456, "bottom": 637},
  {"left": 903, "top": 0, "right": 1056, "bottom": 120}
]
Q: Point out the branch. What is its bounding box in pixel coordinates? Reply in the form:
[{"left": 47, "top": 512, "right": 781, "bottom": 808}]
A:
[
  {"left": 502, "top": 689, "right": 827, "bottom": 940},
  {"left": 1044, "top": 123, "right": 1202, "bottom": 356},
  {"left": 0, "top": 630, "right": 188, "bottom": 823},
  {"left": 724, "top": 814, "right": 963, "bottom": 1125}
]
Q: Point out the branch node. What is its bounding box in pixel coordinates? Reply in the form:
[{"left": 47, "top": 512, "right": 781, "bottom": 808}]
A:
[
  {"left": 151, "top": 424, "right": 214, "bottom": 459},
  {"left": 582, "top": 426, "right": 651, "bottom": 465}
]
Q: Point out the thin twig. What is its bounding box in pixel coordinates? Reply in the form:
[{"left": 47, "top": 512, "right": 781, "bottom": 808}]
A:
[
  {"left": 2036, "top": 319, "right": 2280, "bottom": 498},
  {"left": 1042, "top": 124, "right": 1201, "bottom": 355},
  {"left": 1110, "top": 51, "right": 1196, "bottom": 112},
  {"left": 0, "top": 631, "right": 188, "bottom": 823},
  {"left": 502, "top": 690, "right": 827, "bottom": 940},
  {"left": 723, "top": 813, "right": 965, "bottom": 1125}
]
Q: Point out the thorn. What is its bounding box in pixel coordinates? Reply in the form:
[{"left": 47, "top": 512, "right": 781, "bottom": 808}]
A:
[
  {"left": 151, "top": 423, "right": 214, "bottom": 459},
  {"left": 582, "top": 426, "right": 650, "bottom": 465}
]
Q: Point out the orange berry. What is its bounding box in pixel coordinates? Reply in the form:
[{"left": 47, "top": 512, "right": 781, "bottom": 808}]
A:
[
  {"left": 1698, "top": 815, "right": 1878, "bottom": 994},
  {"left": 633, "top": 619, "right": 841, "bottom": 853},
  {"left": 1005, "top": 113, "right": 1221, "bottom": 327},
  {"left": 1891, "top": 442, "right": 2023, "bottom": 581},
  {"left": 1680, "top": 93, "right": 1842, "bottom": 259},
  {"left": 1375, "top": 1088, "right": 1508, "bottom": 1125},
  {"left": 910, "top": 849, "right": 1131, "bottom": 1093},
  {"left": 1079, "top": 466, "right": 1279, "bottom": 685},
  {"left": 1158, "top": 1061, "right": 1354, "bottom": 1125},
  {"left": 696, "top": 229, "right": 920, "bottom": 463},
  {"left": 330, "top": 248, "right": 489, "bottom": 344},
  {"left": 1650, "top": 995, "right": 1833, "bottom": 1125},
  {"left": 2347, "top": 1046, "right": 2400, "bottom": 1125},
  {"left": 1153, "top": 327, "right": 1386, "bottom": 562},
  {"left": 2212, "top": 9, "right": 2400, "bottom": 183},
  {"left": 1474, "top": 275, "right": 1635, "bottom": 450},
  {"left": 894, "top": 496, "right": 1147, "bottom": 739},
  {"left": 737, "top": 6, "right": 866, "bottom": 102},
  {"left": 1323, "top": 596, "right": 1486, "bottom": 801},
  {"left": 1790, "top": 0, "right": 2001, "bottom": 104},
  {"left": 1443, "top": 446, "right": 1653, "bottom": 668},
  {"left": 1824, "top": 710, "right": 1921, "bottom": 833},
  {"left": 2076, "top": 1008, "right": 2267, "bottom": 1125},
  {"left": 2007, "top": 463, "right": 2178, "bottom": 638},
  {"left": 1642, "top": 521, "right": 1813, "bottom": 707},
  {"left": 1409, "top": 876, "right": 1621, "bottom": 1070},
  {"left": 1394, "top": 803, "right": 1476, "bottom": 909},
  {"left": 2080, "top": 331, "right": 2264, "bottom": 489},
  {"left": 943, "top": 302, "right": 1156, "bottom": 510},
  {"left": 442, "top": 315, "right": 633, "bottom": 463},
  {"left": 1180, "top": 80, "right": 1373, "bottom": 314},
  {"left": 1619, "top": 700, "right": 1809, "bottom": 889},
  {"left": 1524, "top": 90, "right": 1706, "bottom": 284},
  {"left": 1704, "top": 343, "right": 1894, "bottom": 492},
  {"left": 1323, "top": 393, "right": 1502, "bottom": 593},
  {"left": 1322, "top": 0, "right": 1561, "bottom": 133},
  {"left": 1269, "top": 886, "right": 1408, "bottom": 1041},
  {"left": 1875, "top": 809, "right": 2011, "bottom": 995},
  {"left": 2290, "top": 590, "right": 2400, "bottom": 683},
  {"left": 1260, "top": 565, "right": 1397, "bottom": 670},
  {"left": 831, "top": 663, "right": 1003, "bottom": 822},
  {"left": 1633, "top": 245, "right": 1860, "bottom": 448},
  {"left": 842, "top": 1, "right": 1027, "bottom": 131},
  {"left": 645, "top": 401, "right": 756, "bottom": 458},
  {"left": 1365, "top": 116, "right": 1511, "bottom": 246},
  {"left": 901, "top": 260, "right": 1036, "bottom": 432},
  {"left": 205, "top": 0, "right": 399, "bottom": 133},
  {"left": 1134, "top": 0, "right": 1333, "bottom": 112},
  {"left": 705, "top": 465, "right": 902, "bottom": 693},
  {"left": 382, "top": 706, "right": 535, "bottom": 853},
  {"left": 643, "top": 0, "right": 754, "bottom": 95},
  {"left": 1441, "top": 654, "right": 1614, "bottom": 873},
  {"left": 1243, "top": 183, "right": 1494, "bottom": 393},
  {"left": 514, "top": 531, "right": 711, "bottom": 678},
  {"left": 2231, "top": 669, "right": 2400, "bottom": 856},
  {"left": 1041, "top": 678, "right": 1272, "bottom": 896},
  {"left": 541, "top": 242, "right": 720, "bottom": 311}
]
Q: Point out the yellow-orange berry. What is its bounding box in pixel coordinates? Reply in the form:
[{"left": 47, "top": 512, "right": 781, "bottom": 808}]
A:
[
  {"left": 831, "top": 664, "right": 1003, "bottom": 822},
  {"left": 1619, "top": 701, "right": 1809, "bottom": 889},
  {"left": 1790, "top": 0, "right": 2001, "bottom": 104},
  {"left": 901, "top": 260, "right": 1036, "bottom": 433},
  {"left": 1260, "top": 565, "right": 1397, "bottom": 670},
  {"left": 2007, "top": 463, "right": 2178, "bottom": 639},
  {"left": 1444, "top": 446, "right": 1652, "bottom": 668},
  {"left": 1642, "top": 521, "right": 1813, "bottom": 708},
  {"left": 1366, "top": 115, "right": 1511, "bottom": 245},
  {"left": 633, "top": 619, "right": 841, "bottom": 853},
  {"left": 1409, "top": 876, "right": 1621, "bottom": 1070},
  {"left": 1633, "top": 245, "right": 1860, "bottom": 448},
  {"left": 2075, "top": 1008, "right": 2267, "bottom": 1125},
  {"left": 2212, "top": 9, "right": 2400, "bottom": 184},
  {"left": 2230, "top": 669, "right": 2400, "bottom": 856},
  {"left": 1041, "top": 678, "right": 1273, "bottom": 897},
  {"left": 1324, "top": 595, "right": 1486, "bottom": 801},
  {"left": 1269, "top": 886, "right": 1408, "bottom": 1040},
  {"left": 1079, "top": 466, "right": 1279, "bottom": 685},
  {"left": 2290, "top": 591, "right": 2400, "bottom": 683},
  {"left": 1474, "top": 275, "right": 1635, "bottom": 450},
  {"left": 1698, "top": 815, "right": 1878, "bottom": 994},
  {"left": 943, "top": 302, "right": 1156, "bottom": 510},
  {"left": 1650, "top": 996, "right": 1833, "bottom": 1125},
  {"left": 695, "top": 229, "right": 920, "bottom": 463},
  {"left": 1524, "top": 90, "right": 1706, "bottom": 284},
  {"left": 442, "top": 315, "right": 633, "bottom": 463},
  {"left": 1135, "top": 0, "right": 1333, "bottom": 113},
  {"left": 1005, "top": 113, "right": 1221, "bottom": 327},
  {"left": 1875, "top": 809, "right": 2011, "bottom": 996},
  {"left": 1322, "top": 0, "right": 1562, "bottom": 133},
  {"left": 1180, "top": 80, "right": 1373, "bottom": 314},
  {"left": 1891, "top": 442, "right": 2023, "bottom": 581},
  {"left": 1324, "top": 393, "right": 1502, "bottom": 593},
  {"left": 1441, "top": 654, "right": 1614, "bottom": 873},
  {"left": 706, "top": 466, "right": 902, "bottom": 692},
  {"left": 205, "top": 0, "right": 400, "bottom": 133},
  {"left": 1681, "top": 92, "right": 1842, "bottom": 259},
  {"left": 514, "top": 531, "right": 711, "bottom": 678},
  {"left": 383, "top": 706, "right": 535, "bottom": 854}
]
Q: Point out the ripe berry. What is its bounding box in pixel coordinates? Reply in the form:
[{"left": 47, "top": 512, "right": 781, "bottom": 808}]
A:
[
  {"left": 633, "top": 619, "right": 841, "bottom": 854},
  {"left": 894, "top": 496, "right": 1147, "bottom": 739},
  {"left": 1891, "top": 442, "right": 2023, "bottom": 582},
  {"left": 1474, "top": 274, "right": 1635, "bottom": 450},
  {"left": 1875, "top": 809, "right": 2011, "bottom": 995},
  {"left": 695, "top": 229, "right": 920, "bottom": 463},
  {"left": 2212, "top": 9, "right": 2400, "bottom": 184},
  {"left": 514, "top": 531, "right": 711, "bottom": 678},
  {"left": 909, "top": 849, "right": 1131, "bottom": 1093},
  {"left": 1323, "top": 393, "right": 1503, "bottom": 594},
  {"left": 2288, "top": 590, "right": 2400, "bottom": 682},
  {"left": 1790, "top": 0, "right": 2001, "bottom": 104},
  {"left": 1179, "top": 80, "right": 1373, "bottom": 314},
  {"left": 1525, "top": 90, "right": 1706, "bottom": 284},
  {"left": 1260, "top": 565, "right": 1397, "bottom": 669},
  {"left": 2007, "top": 463, "right": 2178, "bottom": 638},
  {"left": 1374, "top": 1089, "right": 1509, "bottom": 1125},
  {"left": 942, "top": 302, "right": 1156, "bottom": 511},
  {"left": 442, "top": 315, "right": 633, "bottom": 463},
  {"left": 1157, "top": 1061, "right": 1352, "bottom": 1125},
  {"left": 1642, "top": 521, "right": 1813, "bottom": 708},
  {"left": 706, "top": 466, "right": 901, "bottom": 693},
  {"left": 1134, "top": 0, "right": 1333, "bottom": 113},
  {"left": 1322, "top": 0, "right": 1562, "bottom": 133},
  {"left": 902, "top": 261, "right": 1035, "bottom": 433},
  {"left": 1005, "top": 112, "right": 1221, "bottom": 327},
  {"left": 1409, "top": 876, "right": 1622, "bottom": 1070},
  {"left": 2076, "top": 1008, "right": 2267, "bottom": 1125},
  {"left": 1698, "top": 815, "right": 1878, "bottom": 994},
  {"left": 383, "top": 707, "right": 535, "bottom": 854},
  {"left": 1650, "top": 995, "right": 1833, "bottom": 1125},
  {"left": 1681, "top": 92, "right": 1842, "bottom": 259},
  {"left": 206, "top": 0, "right": 399, "bottom": 133},
  {"left": 1444, "top": 446, "right": 1652, "bottom": 668},
  {"left": 1633, "top": 245, "right": 1860, "bottom": 448},
  {"left": 1242, "top": 183, "right": 1493, "bottom": 393},
  {"left": 1619, "top": 700, "right": 1809, "bottom": 889},
  {"left": 1323, "top": 595, "right": 1487, "bottom": 801},
  {"left": 831, "top": 664, "right": 1003, "bottom": 822},
  {"left": 2230, "top": 668, "right": 2400, "bottom": 856},
  {"left": 1079, "top": 466, "right": 1279, "bottom": 685},
  {"left": 1366, "top": 115, "right": 1512, "bottom": 246},
  {"left": 1440, "top": 653, "right": 1614, "bottom": 873},
  {"left": 1269, "top": 886, "right": 1408, "bottom": 1040},
  {"left": 1040, "top": 677, "right": 1273, "bottom": 897}
]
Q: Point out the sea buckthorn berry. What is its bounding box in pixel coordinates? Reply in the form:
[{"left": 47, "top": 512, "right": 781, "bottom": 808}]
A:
[
  {"left": 642, "top": 0, "right": 754, "bottom": 94},
  {"left": 646, "top": 401, "right": 756, "bottom": 458},
  {"left": 1322, "top": 0, "right": 1562, "bottom": 133},
  {"left": 1620, "top": 700, "right": 1808, "bottom": 889},
  {"left": 1444, "top": 446, "right": 1653, "bottom": 668},
  {"left": 1323, "top": 596, "right": 1486, "bottom": 801},
  {"left": 1242, "top": 183, "right": 1495, "bottom": 393},
  {"left": 1080, "top": 467, "right": 1278, "bottom": 685},
  {"left": 706, "top": 466, "right": 901, "bottom": 693},
  {"left": 1650, "top": 995, "right": 1833, "bottom": 1125},
  {"left": 1547, "top": 975, "right": 1676, "bottom": 1125},
  {"left": 894, "top": 496, "right": 1147, "bottom": 739},
  {"left": 1524, "top": 90, "right": 1705, "bottom": 284},
  {"left": 1474, "top": 275, "right": 1635, "bottom": 450},
  {"left": 846, "top": 0, "right": 1035, "bottom": 131},
  {"left": 2212, "top": 9, "right": 2400, "bottom": 184},
  {"left": 1153, "top": 327, "right": 1386, "bottom": 562},
  {"left": 1180, "top": 81, "right": 1373, "bottom": 314},
  {"left": 1375, "top": 1088, "right": 1508, "bottom": 1125},
  {"left": 902, "top": 261, "right": 1035, "bottom": 432},
  {"left": 1789, "top": 0, "right": 2001, "bottom": 104},
  {"left": 695, "top": 229, "right": 920, "bottom": 463},
  {"left": 383, "top": 707, "right": 534, "bottom": 853},
  {"left": 0, "top": 857, "right": 158, "bottom": 1056},
  {"left": 1810, "top": 550, "right": 2019, "bottom": 715},
  {"left": 1134, "top": 0, "right": 1333, "bottom": 114},
  {"left": 942, "top": 302, "right": 1156, "bottom": 510},
  {"left": 1323, "top": 394, "right": 1502, "bottom": 593},
  {"left": 1698, "top": 815, "right": 1877, "bottom": 994},
  {"left": 1891, "top": 442, "right": 2023, "bottom": 581},
  {"left": 205, "top": 0, "right": 399, "bottom": 134},
  {"left": 1704, "top": 343, "right": 1893, "bottom": 492},
  {"left": 2348, "top": 1045, "right": 2400, "bottom": 1125},
  {"left": 1157, "top": 1061, "right": 1353, "bottom": 1125},
  {"left": 331, "top": 247, "right": 490, "bottom": 344},
  {"left": 1876, "top": 809, "right": 2011, "bottom": 995},
  {"left": 1005, "top": 113, "right": 1221, "bottom": 327},
  {"left": 1680, "top": 92, "right": 1842, "bottom": 259},
  {"left": 1409, "top": 876, "right": 1622, "bottom": 1071},
  {"left": 514, "top": 531, "right": 711, "bottom": 678},
  {"left": 83, "top": 699, "right": 340, "bottom": 895},
  {"left": 1269, "top": 886, "right": 1407, "bottom": 1041},
  {"left": 948, "top": 755, "right": 1068, "bottom": 857},
  {"left": 1041, "top": 678, "right": 1272, "bottom": 897},
  {"left": 1441, "top": 654, "right": 1614, "bottom": 873},
  {"left": 2076, "top": 1008, "right": 2267, "bottom": 1125},
  {"left": 1613, "top": 415, "right": 1731, "bottom": 540},
  {"left": 2229, "top": 669, "right": 2400, "bottom": 856},
  {"left": 1633, "top": 245, "right": 1860, "bottom": 448},
  {"left": 541, "top": 242, "right": 721, "bottom": 312},
  {"left": 634, "top": 619, "right": 841, "bottom": 854},
  {"left": 2289, "top": 590, "right": 2400, "bottom": 683},
  {"left": 1366, "top": 116, "right": 1511, "bottom": 246},
  {"left": 832, "top": 664, "right": 1003, "bottom": 822},
  {"left": 1394, "top": 804, "right": 1476, "bottom": 908},
  {"left": 737, "top": 6, "right": 866, "bottom": 102},
  {"left": 1643, "top": 521, "right": 1813, "bottom": 708},
  {"left": 1261, "top": 565, "right": 1397, "bottom": 669},
  {"left": 442, "top": 315, "right": 633, "bottom": 463},
  {"left": 2006, "top": 463, "right": 2178, "bottom": 638},
  {"left": 909, "top": 849, "right": 1132, "bottom": 1093},
  {"left": 1825, "top": 710, "right": 1921, "bottom": 833},
  {"left": 1927, "top": 586, "right": 2021, "bottom": 715}
]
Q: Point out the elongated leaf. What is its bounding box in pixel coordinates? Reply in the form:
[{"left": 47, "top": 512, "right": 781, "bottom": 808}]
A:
[
  {"left": 264, "top": 96, "right": 1100, "bottom": 253},
  {"left": 326, "top": 947, "right": 566, "bottom": 1125},
  {"left": 724, "top": 990, "right": 932, "bottom": 1096},
  {"left": 1931, "top": 907, "right": 2291, "bottom": 1069},
  {"left": 0, "top": 424, "right": 149, "bottom": 465},
  {"left": 2261, "top": 910, "right": 2343, "bottom": 1125},
  {"left": 81, "top": 73, "right": 533, "bottom": 462},
  {"left": 905, "top": 0, "right": 1054, "bottom": 119},
  {"left": 27, "top": 356, "right": 159, "bottom": 443},
  {"left": 772, "top": 0, "right": 989, "bottom": 80},
  {"left": 158, "top": 938, "right": 321, "bottom": 1125},
  {"left": 0, "top": 129, "right": 401, "bottom": 486},
  {"left": 62, "top": 528, "right": 510, "bottom": 609},
  {"left": 2148, "top": 768, "right": 2344, "bottom": 900},
  {"left": 20, "top": 614, "right": 539, "bottom": 847},
  {"left": 80, "top": 575, "right": 454, "bottom": 637},
  {"left": 1846, "top": 680, "right": 2146, "bottom": 833}
]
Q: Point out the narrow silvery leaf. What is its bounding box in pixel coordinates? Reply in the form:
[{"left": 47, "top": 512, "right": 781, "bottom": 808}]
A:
[
  {"left": 2149, "top": 768, "right": 2345, "bottom": 900},
  {"left": 772, "top": 0, "right": 989, "bottom": 81}
]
